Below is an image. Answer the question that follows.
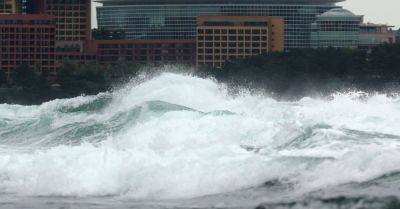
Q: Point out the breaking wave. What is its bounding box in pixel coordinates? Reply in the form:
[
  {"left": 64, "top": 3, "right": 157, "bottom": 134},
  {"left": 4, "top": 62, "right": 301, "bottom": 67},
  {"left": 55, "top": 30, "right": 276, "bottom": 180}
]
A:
[{"left": 1, "top": 73, "right": 400, "bottom": 205}]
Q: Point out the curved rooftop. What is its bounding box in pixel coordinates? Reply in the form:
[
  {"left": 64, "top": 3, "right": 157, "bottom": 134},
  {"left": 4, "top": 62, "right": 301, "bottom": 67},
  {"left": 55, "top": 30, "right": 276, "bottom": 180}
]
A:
[
  {"left": 96, "top": 0, "right": 344, "bottom": 5},
  {"left": 319, "top": 8, "right": 357, "bottom": 17}
]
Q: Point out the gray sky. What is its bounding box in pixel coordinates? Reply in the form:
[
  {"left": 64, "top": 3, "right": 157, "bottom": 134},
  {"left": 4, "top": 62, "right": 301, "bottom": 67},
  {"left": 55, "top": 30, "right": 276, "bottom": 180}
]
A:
[
  {"left": 339, "top": 0, "right": 399, "bottom": 28},
  {"left": 92, "top": 0, "right": 400, "bottom": 29}
]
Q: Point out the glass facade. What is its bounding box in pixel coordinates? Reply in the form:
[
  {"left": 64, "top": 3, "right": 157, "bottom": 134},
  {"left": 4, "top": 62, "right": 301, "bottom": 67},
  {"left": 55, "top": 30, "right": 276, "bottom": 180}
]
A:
[
  {"left": 96, "top": 0, "right": 342, "bottom": 49},
  {"left": 311, "top": 8, "right": 362, "bottom": 48}
]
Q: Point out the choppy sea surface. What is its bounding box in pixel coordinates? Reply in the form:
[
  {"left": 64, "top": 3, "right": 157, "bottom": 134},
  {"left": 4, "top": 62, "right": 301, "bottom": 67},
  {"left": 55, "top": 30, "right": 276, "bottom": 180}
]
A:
[{"left": 1, "top": 73, "right": 400, "bottom": 209}]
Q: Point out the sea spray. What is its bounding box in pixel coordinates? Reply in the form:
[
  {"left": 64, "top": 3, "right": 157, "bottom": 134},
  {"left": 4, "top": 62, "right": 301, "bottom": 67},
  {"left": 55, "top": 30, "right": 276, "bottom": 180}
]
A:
[{"left": 0, "top": 73, "right": 400, "bottom": 207}]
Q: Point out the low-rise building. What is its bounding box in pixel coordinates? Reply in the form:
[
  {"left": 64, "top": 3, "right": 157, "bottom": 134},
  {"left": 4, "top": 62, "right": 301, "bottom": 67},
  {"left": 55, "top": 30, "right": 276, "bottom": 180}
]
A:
[
  {"left": 86, "top": 39, "right": 196, "bottom": 65},
  {"left": 396, "top": 29, "right": 400, "bottom": 43},
  {"left": 0, "top": 14, "right": 56, "bottom": 76},
  {"left": 196, "top": 16, "right": 284, "bottom": 68},
  {"left": 311, "top": 8, "right": 363, "bottom": 49},
  {"left": 359, "top": 23, "right": 396, "bottom": 50}
]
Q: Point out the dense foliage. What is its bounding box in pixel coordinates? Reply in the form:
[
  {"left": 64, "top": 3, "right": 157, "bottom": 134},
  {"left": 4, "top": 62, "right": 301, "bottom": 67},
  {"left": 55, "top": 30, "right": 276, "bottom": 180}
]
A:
[
  {"left": 0, "top": 61, "right": 142, "bottom": 105},
  {"left": 0, "top": 44, "right": 400, "bottom": 104},
  {"left": 198, "top": 44, "right": 400, "bottom": 99}
]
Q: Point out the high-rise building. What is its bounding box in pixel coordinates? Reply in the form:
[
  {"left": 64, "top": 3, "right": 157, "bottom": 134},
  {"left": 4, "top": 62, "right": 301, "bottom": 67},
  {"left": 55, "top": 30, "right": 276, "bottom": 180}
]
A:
[
  {"left": 311, "top": 8, "right": 362, "bottom": 48},
  {"left": 0, "top": 14, "right": 56, "bottom": 76},
  {"left": 197, "top": 16, "right": 284, "bottom": 68},
  {"left": 359, "top": 23, "right": 396, "bottom": 50},
  {"left": 14, "top": 0, "right": 91, "bottom": 50},
  {"left": 0, "top": 0, "right": 17, "bottom": 14},
  {"left": 96, "top": 0, "right": 343, "bottom": 50}
]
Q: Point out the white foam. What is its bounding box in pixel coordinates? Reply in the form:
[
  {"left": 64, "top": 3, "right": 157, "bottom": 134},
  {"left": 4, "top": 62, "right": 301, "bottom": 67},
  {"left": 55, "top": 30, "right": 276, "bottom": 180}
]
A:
[{"left": 0, "top": 73, "right": 400, "bottom": 199}]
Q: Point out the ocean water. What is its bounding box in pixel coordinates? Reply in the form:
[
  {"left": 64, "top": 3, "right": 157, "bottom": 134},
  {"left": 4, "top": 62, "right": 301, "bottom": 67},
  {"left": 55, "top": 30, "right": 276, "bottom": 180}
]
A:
[{"left": 0, "top": 73, "right": 400, "bottom": 209}]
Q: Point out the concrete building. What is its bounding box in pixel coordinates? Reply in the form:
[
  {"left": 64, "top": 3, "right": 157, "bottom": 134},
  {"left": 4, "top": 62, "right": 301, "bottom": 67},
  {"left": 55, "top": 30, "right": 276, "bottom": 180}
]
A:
[
  {"left": 44, "top": 0, "right": 91, "bottom": 42},
  {"left": 359, "top": 23, "right": 396, "bottom": 50},
  {"left": 0, "top": 14, "right": 56, "bottom": 76},
  {"left": 13, "top": 0, "right": 92, "bottom": 51},
  {"left": 43, "top": 0, "right": 92, "bottom": 53},
  {"left": 311, "top": 8, "right": 362, "bottom": 48},
  {"left": 196, "top": 16, "right": 284, "bottom": 68},
  {"left": 96, "top": 0, "right": 343, "bottom": 50}
]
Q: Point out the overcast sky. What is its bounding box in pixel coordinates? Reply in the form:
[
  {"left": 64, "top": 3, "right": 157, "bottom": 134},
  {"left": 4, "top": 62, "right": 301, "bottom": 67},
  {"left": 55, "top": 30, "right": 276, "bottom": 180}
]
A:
[
  {"left": 339, "top": 0, "right": 399, "bottom": 28},
  {"left": 92, "top": 0, "right": 400, "bottom": 29}
]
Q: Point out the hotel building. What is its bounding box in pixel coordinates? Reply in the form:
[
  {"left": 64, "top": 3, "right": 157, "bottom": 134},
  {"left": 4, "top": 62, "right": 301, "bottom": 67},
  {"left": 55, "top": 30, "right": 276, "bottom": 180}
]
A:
[
  {"left": 44, "top": 0, "right": 91, "bottom": 42},
  {"left": 96, "top": 0, "right": 343, "bottom": 50},
  {"left": 87, "top": 39, "right": 196, "bottom": 65},
  {"left": 12, "top": 0, "right": 91, "bottom": 49},
  {"left": 197, "top": 16, "right": 284, "bottom": 67},
  {"left": 0, "top": 14, "right": 56, "bottom": 76},
  {"left": 42, "top": 0, "right": 92, "bottom": 56},
  {"left": 311, "top": 8, "right": 362, "bottom": 48}
]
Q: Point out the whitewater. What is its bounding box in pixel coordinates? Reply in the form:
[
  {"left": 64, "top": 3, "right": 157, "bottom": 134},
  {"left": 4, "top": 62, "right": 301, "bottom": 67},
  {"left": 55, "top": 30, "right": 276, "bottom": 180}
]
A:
[{"left": 1, "top": 73, "right": 400, "bottom": 209}]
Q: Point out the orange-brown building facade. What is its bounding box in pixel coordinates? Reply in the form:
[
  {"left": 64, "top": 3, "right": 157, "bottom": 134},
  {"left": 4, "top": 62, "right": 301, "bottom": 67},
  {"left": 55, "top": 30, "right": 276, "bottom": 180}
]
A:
[
  {"left": 86, "top": 39, "right": 196, "bottom": 66},
  {"left": 197, "top": 16, "right": 284, "bottom": 68},
  {"left": 0, "top": 14, "right": 56, "bottom": 76}
]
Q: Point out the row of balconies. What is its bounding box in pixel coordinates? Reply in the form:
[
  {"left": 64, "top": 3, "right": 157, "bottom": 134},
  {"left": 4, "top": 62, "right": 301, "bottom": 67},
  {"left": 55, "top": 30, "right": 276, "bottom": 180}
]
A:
[
  {"left": 198, "top": 36, "right": 268, "bottom": 42},
  {"left": 198, "top": 42, "right": 268, "bottom": 47},
  {"left": 198, "top": 49, "right": 267, "bottom": 55},
  {"left": 0, "top": 28, "right": 54, "bottom": 33},
  {"left": 0, "top": 54, "right": 55, "bottom": 58}
]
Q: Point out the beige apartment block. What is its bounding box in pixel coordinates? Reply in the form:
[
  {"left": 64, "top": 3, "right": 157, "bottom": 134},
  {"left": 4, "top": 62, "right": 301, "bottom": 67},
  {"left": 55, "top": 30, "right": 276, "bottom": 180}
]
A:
[{"left": 197, "top": 16, "right": 284, "bottom": 68}]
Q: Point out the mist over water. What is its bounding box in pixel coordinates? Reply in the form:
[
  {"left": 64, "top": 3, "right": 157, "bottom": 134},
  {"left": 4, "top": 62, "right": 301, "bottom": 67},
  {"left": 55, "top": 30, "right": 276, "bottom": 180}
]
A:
[{"left": 1, "top": 73, "right": 400, "bottom": 209}]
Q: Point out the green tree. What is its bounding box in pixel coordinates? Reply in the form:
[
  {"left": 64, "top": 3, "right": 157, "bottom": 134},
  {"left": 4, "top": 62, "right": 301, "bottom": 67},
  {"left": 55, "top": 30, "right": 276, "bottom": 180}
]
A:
[{"left": 12, "top": 63, "right": 49, "bottom": 90}]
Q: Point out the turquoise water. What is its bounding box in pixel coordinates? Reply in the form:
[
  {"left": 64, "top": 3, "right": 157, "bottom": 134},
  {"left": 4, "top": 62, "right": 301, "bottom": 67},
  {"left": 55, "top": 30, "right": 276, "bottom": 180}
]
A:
[{"left": 1, "top": 73, "right": 400, "bottom": 209}]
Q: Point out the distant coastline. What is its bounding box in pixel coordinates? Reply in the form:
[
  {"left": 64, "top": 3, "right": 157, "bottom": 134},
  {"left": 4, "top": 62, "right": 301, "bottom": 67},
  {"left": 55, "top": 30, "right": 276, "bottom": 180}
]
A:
[{"left": 1, "top": 44, "right": 400, "bottom": 105}]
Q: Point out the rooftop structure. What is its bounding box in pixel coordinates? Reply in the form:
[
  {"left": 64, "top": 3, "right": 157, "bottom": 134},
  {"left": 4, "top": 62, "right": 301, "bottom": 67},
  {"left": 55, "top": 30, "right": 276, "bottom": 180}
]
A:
[
  {"left": 311, "top": 8, "right": 362, "bottom": 48},
  {"left": 96, "top": 0, "right": 344, "bottom": 49}
]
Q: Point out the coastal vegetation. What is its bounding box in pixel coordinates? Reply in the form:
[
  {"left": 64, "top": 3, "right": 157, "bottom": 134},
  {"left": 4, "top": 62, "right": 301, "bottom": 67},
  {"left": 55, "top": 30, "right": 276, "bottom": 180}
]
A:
[
  {"left": 0, "top": 61, "right": 142, "bottom": 105},
  {"left": 0, "top": 44, "right": 400, "bottom": 104},
  {"left": 199, "top": 43, "right": 400, "bottom": 99}
]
